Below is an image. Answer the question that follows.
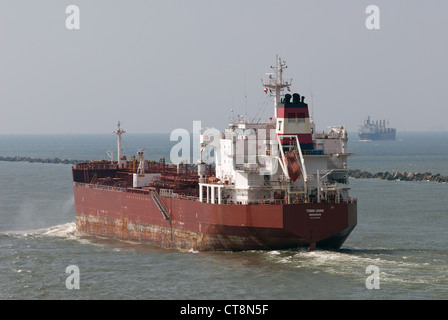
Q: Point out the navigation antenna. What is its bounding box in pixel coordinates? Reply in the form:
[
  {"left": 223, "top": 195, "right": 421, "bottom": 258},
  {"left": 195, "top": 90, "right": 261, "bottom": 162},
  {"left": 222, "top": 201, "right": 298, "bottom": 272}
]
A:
[
  {"left": 310, "top": 73, "right": 315, "bottom": 120},
  {"left": 262, "top": 55, "right": 292, "bottom": 118},
  {"left": 244, "top": 73, "right": 248, "bottom": 122}
]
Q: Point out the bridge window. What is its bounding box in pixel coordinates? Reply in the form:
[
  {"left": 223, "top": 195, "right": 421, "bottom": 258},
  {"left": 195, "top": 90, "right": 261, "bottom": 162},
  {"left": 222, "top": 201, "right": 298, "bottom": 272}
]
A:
[{"left": 288, "top": 113, "right": 295, "bottom": 123}]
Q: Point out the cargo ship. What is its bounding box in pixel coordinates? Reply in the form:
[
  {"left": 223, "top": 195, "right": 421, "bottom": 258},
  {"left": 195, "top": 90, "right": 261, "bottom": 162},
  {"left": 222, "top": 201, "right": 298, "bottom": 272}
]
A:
[
  {"left": 72, "top": 57, "right": 357, "bottom": 251},
  {"left": 358, "top": 116, "right": 396, "bottom": 140}
]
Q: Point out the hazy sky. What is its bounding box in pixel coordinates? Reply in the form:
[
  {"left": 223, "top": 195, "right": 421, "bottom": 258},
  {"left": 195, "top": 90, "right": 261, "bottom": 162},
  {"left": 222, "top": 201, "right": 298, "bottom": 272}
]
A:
[{"left": 1, "top": 0, "right": 447, "bottom": 134}]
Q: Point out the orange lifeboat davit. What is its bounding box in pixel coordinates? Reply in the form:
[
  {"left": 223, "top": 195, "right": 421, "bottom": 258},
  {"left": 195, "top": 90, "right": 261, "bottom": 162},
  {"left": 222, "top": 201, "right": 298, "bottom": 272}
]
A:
[{"left": 285, "top": 151, "right": 301, "bottom": 182}]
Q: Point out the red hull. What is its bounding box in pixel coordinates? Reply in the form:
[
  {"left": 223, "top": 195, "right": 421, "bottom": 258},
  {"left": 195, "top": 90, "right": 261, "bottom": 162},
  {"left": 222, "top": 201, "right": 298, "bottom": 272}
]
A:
[{"left": 73, "top": 182, "right": 357, "bottom": 251}]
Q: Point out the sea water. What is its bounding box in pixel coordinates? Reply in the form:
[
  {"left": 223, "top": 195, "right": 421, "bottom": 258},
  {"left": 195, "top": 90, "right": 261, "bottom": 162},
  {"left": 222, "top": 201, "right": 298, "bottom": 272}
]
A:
[{"left": 0, "top": 132, "right": 447, "bottom": 300}]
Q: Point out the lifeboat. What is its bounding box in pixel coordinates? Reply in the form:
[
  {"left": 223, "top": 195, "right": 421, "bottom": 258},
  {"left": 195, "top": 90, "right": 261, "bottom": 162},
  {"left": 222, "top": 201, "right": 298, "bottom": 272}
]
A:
[{"left": 285, "top": 151, "right": 301, "bottom": 182}]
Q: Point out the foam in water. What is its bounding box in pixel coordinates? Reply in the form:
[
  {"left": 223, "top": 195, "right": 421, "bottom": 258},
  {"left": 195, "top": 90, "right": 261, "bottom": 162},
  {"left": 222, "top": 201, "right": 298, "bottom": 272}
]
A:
[
  {"left": 39, "top": 222, "right": 77, "bottom": 238},
  {"left": 1, "top": 222, "right": 77, "bottom": 240}
]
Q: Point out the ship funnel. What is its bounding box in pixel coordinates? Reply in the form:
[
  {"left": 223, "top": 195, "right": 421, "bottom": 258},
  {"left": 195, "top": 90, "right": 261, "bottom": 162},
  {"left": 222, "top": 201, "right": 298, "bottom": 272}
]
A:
[{"left": 292, "top": 93, "right": 300, "bottom": 103}]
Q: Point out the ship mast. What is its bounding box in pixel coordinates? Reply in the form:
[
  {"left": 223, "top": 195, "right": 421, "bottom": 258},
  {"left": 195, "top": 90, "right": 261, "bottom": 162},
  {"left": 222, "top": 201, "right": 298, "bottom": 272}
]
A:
[
  {"left": 262, "top": 55, "right": 292, "bottom": 117},
  {"left": 113, "top": 121, "right": 126, "bottom": 169}
]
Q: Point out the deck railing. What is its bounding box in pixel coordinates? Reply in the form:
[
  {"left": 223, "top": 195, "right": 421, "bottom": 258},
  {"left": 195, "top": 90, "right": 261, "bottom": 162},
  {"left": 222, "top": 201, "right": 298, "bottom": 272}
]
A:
[{"left": 74, "top": 182, "right": 357, "bottom": 205}]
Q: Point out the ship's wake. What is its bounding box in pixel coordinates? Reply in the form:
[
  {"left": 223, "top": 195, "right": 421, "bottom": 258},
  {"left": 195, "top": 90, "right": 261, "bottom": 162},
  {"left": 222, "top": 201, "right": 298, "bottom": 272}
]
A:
[
  {"left": 0, "top": 222, "right": 78, "bottom": 240},
  {"left": 35, "top": 222, "right": 78, "bottom": 238},
  {"left": 258, "top": 246, "right": 446, "bottom": 289}
]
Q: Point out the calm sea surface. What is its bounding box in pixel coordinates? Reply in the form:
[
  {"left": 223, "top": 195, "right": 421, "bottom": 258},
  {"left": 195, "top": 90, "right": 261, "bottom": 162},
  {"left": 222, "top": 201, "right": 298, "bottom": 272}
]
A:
[{"left": 1, "top": 132, "right": 447, "bottom": 301}]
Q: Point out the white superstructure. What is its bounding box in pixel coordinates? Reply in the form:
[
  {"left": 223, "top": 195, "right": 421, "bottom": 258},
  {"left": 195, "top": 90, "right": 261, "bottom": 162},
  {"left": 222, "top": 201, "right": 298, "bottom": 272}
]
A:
[{"left": 198, "top": 58, "right": 353, "bottom": 206}]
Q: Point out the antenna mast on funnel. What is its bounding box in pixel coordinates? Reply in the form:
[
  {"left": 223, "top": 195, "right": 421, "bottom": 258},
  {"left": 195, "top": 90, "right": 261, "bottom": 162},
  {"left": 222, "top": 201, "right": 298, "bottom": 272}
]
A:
[{"left": 262, "top": 56, "right": 292, "bottom": 117}]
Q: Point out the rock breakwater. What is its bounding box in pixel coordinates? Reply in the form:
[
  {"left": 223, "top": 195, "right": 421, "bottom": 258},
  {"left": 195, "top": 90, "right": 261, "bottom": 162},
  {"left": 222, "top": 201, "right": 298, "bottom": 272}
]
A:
[
  {"left": 0, "top": 156, "right": 87, "bottom": 165},
  {"left": 1, "top": 155, "right": 447, "bottom": 183},
  {"left": 348, "top": 169, "right": 448, "bottom": 183}
]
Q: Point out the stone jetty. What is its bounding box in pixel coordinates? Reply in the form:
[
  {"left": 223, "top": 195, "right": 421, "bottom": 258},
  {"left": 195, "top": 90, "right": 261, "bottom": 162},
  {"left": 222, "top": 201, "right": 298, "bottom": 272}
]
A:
[
  {"left": 348, "top": 169, "right": 448, "bottom": 183},
  {"left": 1, "top": 155, "right": 447, "bottom": 184},
  {"left": 0, "top": 155, "right": 87, "bottom": 165}
]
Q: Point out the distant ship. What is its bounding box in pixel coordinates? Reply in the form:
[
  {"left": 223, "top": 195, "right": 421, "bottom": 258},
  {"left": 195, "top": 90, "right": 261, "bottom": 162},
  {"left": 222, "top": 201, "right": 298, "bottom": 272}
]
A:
[
  {"left": 358, "top": 116, "right": 396, "bottom": 140},
  {"left": 72, "top": 57, "right": 357, "bottom": 251}
]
